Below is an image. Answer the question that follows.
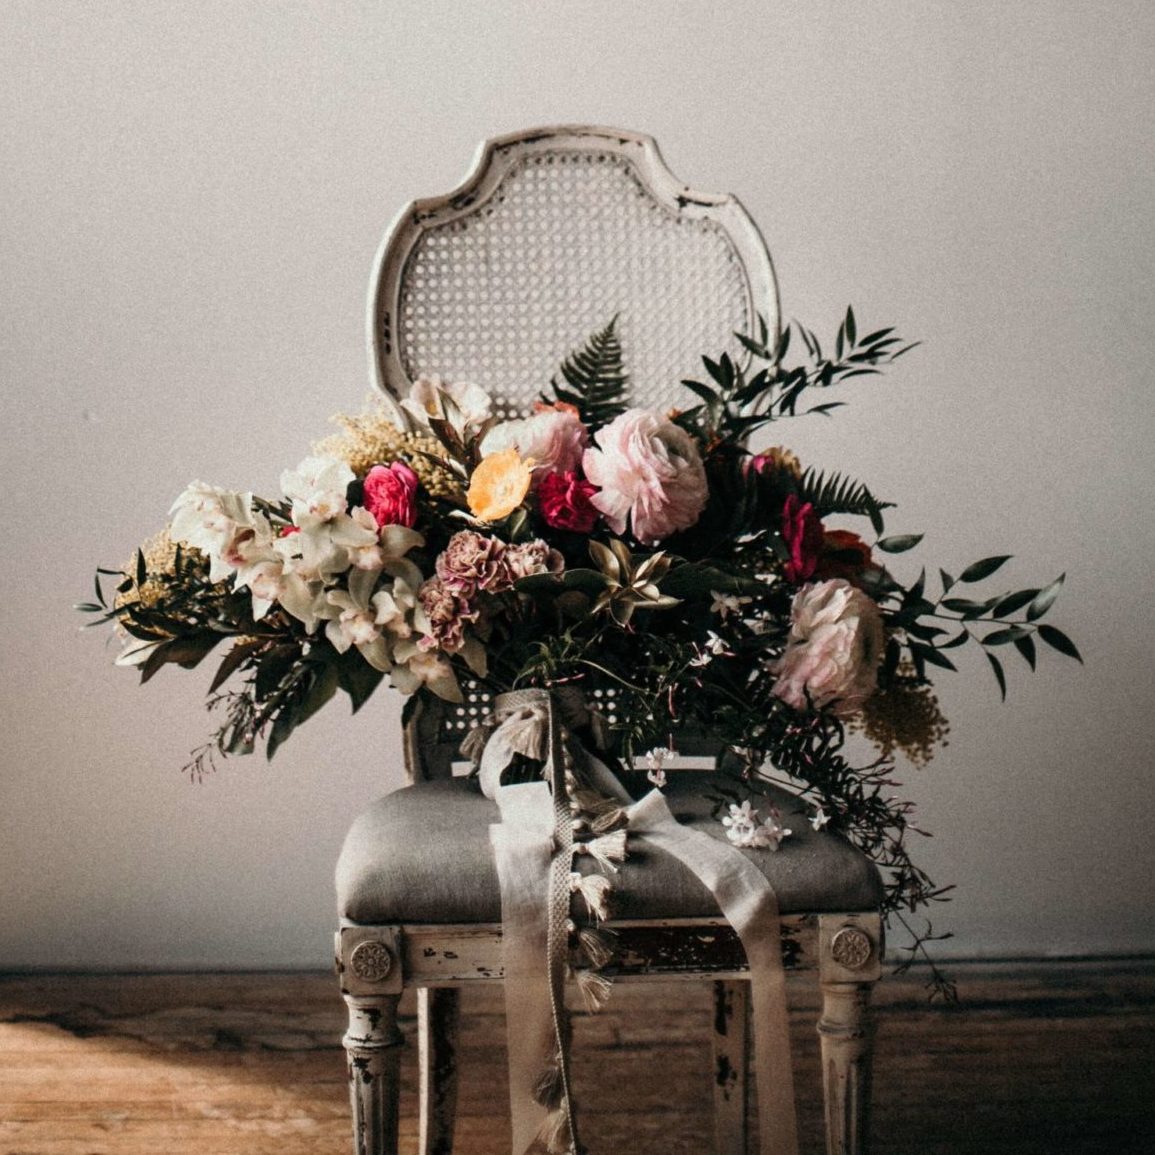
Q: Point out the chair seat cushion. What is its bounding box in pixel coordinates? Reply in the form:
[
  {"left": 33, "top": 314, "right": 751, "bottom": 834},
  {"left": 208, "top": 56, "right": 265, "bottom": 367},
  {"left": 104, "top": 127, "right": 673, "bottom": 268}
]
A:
[{"left": 337, "top": 774, "right": 883, "bottom": 924}]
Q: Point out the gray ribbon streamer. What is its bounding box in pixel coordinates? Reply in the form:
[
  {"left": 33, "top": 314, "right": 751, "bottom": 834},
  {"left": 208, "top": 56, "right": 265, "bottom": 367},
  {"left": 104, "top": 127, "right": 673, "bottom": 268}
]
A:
[{"left": 481, "top": 692, "right": 798, "bottom": 1155}]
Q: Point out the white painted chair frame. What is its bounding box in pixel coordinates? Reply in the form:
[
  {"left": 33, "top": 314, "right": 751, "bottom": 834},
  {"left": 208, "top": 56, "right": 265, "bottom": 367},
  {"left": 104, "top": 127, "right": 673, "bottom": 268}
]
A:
[{"left": 337, "top": 126, "right": 883, "bottom": 1155}]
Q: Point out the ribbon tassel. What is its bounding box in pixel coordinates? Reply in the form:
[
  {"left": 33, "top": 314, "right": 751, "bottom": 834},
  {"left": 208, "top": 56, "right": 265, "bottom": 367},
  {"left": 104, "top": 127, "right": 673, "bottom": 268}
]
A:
[{"left": 569, "top": 871, "right": 613, "bottom": 921}]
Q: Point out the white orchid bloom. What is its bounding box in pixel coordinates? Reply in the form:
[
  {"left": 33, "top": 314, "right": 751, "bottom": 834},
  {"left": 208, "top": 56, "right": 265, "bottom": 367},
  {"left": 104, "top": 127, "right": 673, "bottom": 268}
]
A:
[
  {"left": 401, "top": 375, "right": 492, "bottom": 438},
  {"left": 280, "top": 454, "right": 355, "bottom": 523},
  {"left": 277, "top": 572, "right": 329, "bottom": 633},
  {"left": 168, "top": 483, "right": 258, "bottom": 582},
  {"left": 390, "top": 640, "right": 462, "bottom": 702},
  {"left": 322, "top": 567, "right": 392, "bottom": 672}
]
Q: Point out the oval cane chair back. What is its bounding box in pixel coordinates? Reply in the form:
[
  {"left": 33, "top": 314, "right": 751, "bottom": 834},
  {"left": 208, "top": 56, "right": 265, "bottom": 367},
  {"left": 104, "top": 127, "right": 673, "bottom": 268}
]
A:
[{"left": 368, "top": 124, "right": 779, "bottom": 424}]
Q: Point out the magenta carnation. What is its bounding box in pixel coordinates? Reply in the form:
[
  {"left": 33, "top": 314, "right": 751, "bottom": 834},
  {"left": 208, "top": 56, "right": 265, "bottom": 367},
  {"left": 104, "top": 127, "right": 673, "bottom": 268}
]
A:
[{"left": 781, "top": 494, "right": 824, "bottom": 583}]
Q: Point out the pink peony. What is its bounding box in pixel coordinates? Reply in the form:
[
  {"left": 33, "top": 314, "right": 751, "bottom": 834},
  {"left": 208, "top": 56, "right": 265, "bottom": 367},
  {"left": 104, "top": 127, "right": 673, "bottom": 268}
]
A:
[
  {"left": 435, "top": 530, "right": 507, "bottom": 597},
  {"left": 362, "top": 462, "right": 419, "bottom": 529},
  {"left": 581, "top": 409, "right": 708, "bottom": 545},
  {"left": 770, "top": 579, "right": 884, "bottom": 717},
  {"left": 781, "top": 494, "right": 824, "bottom": 583},
  {"left": 538, "top": 470, "right": 599, "bottom": 533}
]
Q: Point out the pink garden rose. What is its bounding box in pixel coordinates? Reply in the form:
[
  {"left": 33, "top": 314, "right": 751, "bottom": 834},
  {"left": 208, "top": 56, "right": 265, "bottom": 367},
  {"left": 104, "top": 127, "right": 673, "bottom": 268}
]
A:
[
  {"left": 537, "top": 470, "right": 599, "bottom": 533},
  {"left": 781, "top": 494, "right": 824, "bottom": 583},
  {"left": 582, "top": 409, "right": 708, "bottom": 545},
  {"left": 362, "top": 462, "right": 419, "bottom": 528},
  {"left": 771, "top": 579, "right": 884, "bottom": 717}
]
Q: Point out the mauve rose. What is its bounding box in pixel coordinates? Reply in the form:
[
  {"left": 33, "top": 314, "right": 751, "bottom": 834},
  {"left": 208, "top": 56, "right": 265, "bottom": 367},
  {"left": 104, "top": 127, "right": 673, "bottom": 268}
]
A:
[
  {"left": 362, "top": 462, "right": 419, "bottom": 528},
  {"left": 771, "top": 579, "right": 884, "bottom": 717},
  {"left": 781, "top": 494, "right": 824, "bottom": 583},
  {"left": 435, "top": 530, "right": 507, "bottom": 596},
  {"left": 582, "top": 409, "right": 708, "bottom": 545},
  {"left": 538, "top": 470, "right": 599, "bottom": 533}
]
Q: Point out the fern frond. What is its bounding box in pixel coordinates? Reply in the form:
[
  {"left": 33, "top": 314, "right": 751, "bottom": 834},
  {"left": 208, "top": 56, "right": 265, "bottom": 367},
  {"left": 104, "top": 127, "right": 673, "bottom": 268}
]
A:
[
  {"left": 797, "top": 467, "right": 893, "bottom": 528},
  {"left": 549, "top": 316, "right": 630, "bottom": 430}
]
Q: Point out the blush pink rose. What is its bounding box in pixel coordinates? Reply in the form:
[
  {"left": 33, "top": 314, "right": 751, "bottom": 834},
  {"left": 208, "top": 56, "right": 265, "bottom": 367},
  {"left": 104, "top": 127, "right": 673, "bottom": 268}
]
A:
[
  {"left": 537, "top": 470, "right": 599, "bottom": 533},
  {"left": 482, "top": 404, "right": 589, "bottom": 483},
  {"left": 781, "top": 494, "right": 824, "bottom": 583},
  {"left": 581, "top": 409, "right": 708, "bottom": 545},
  {"left": 770, "top": 579, "right": 884, "bottom": 717},
  {"left": 362, "top": 462, "right": 419, "bottom": 528}
]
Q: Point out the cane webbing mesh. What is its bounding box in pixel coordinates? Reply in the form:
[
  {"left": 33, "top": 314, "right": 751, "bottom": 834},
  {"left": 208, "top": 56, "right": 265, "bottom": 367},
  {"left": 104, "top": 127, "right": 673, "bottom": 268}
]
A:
[{"left": 397, "top": 150, "right": 751, "bottom": 419}]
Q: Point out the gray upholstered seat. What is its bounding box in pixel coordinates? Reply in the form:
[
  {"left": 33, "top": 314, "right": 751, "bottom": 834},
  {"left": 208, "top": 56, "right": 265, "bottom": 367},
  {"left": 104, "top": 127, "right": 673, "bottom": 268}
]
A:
[{"left": 337, "top": 774, "right": 883, "bottom": 925}]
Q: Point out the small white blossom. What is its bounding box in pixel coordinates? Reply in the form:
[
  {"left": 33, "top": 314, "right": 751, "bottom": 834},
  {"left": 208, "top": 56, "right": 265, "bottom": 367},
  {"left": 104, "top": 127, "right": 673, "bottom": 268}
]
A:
[
  {"left": 721, "top": 800, "right": 792, "bottom": 851},
  {"left": 644, "top": 745, "right": 677, "bottom": 789},
  {"left": 690, "top": 630, "right": 732, "bottom": 667},
  {"left": 810, "top": 807, "right": 830, "bottom": 832},
  {"left": 710, "top": 590, "right": 752, "bottom": 619}
]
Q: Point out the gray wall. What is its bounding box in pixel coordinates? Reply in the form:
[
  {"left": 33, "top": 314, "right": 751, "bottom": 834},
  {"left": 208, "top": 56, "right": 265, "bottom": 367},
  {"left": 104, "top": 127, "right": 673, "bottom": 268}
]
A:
[{"left": 3, "top": 1, "right": 1153, "bottom": 968}]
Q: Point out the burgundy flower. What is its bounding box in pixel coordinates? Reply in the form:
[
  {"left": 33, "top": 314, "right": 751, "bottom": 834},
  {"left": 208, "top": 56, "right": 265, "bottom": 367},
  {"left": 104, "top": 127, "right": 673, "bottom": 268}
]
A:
[
  {"left": 537, "top": 470, "right": 600, "bottom": 534},
  {"left": 781, "top": 494, "right": 824, "bottom": 583}
]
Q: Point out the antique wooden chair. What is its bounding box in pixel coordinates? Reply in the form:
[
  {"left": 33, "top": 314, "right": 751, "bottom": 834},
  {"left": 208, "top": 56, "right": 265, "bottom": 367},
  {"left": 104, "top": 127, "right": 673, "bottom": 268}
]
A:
[{"left": 335, "top": 126, "right": 884, "bottom": 1155}]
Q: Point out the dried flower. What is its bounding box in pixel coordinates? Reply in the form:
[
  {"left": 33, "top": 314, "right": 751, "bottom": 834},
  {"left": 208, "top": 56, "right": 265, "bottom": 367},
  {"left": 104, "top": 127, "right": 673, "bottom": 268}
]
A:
[{"left": 466, "top": 448, "right": 534, "bottom": 522}]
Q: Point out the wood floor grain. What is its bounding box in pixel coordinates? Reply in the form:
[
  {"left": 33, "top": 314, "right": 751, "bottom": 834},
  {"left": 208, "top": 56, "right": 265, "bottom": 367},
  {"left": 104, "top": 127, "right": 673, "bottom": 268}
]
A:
[{"left": 1, "top": 962, "right": 1152, "bottom": 1154}]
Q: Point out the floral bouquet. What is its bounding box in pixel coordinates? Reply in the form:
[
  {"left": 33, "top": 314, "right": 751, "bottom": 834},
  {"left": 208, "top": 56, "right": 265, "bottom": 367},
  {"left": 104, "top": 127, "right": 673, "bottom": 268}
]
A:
[{"left": 82, "top": 314, "right": 1078, "bottom": 994}]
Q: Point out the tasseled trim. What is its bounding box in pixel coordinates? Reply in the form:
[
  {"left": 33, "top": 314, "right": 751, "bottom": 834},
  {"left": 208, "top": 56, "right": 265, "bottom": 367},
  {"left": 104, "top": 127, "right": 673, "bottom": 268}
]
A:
[
  {"left": 569, "top": 872, "right": 612, "bottom": 921},
  {"left": 573, "top": 967, "right": 614, "bottom": 1012},
  {"left": 589, "top": 805, "right": 629, "bottom": 834},
  {"left": 532, "top": 1060, "right": 565, "bottom": 1109},
  {"left": 459, "top": 715, "right": 497, "bottom": 766},
  {"left": 575, "top": 925, "right": 617, "bottom": 970},
  {"left": 526, "top": 1106, "right": 573, "bottom": 1155},
  {"left": 575, "top": 829, "right": 628, "bottom": 873}
]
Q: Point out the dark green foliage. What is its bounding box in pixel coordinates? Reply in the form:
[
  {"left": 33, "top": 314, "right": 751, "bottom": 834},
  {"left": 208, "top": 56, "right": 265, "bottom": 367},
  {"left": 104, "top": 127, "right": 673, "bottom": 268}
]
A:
[{"left": 548, "top": 316, "right": 630, "bottom": 430}]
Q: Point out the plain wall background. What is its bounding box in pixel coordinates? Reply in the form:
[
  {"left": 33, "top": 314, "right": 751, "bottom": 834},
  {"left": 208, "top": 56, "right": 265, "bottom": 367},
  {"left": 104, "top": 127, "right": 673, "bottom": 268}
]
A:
[{"left": 3, "top": 1, "right": 1153, "bottom": 969}]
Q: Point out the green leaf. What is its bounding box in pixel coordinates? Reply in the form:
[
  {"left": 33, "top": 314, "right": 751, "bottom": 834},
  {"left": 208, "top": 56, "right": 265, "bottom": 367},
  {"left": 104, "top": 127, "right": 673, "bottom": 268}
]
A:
[
  {"left": 796, "top": 467, "right": 892, "bottom": 523},
  {"left": 335, "top": 651, "right": 386, "bottom": 713},
  {"left": 939, "top": 569, "right": 955, "bottom": 594},
  {"left": 680, "top": 378, "right": 720, "bottom": 406},
  {"left": 1026, "top": 574, "right": 1065, "bottom": 621},
  {"left": 845, "top": 305, "right": 856, "bottom": 348},
  {"left": 135, "top": 548, "right": 147, "bottom": 588},
  {"left": 877, "top": 533, "right": 924, "bottom": 554},
  {"left": 266, "top": 705, "right": 298, "bottom": 760},
  {"left": 549, "top": 316, "right": 629, "bottom": 429},
  {"left": 992, "top": 588, "right": 1039, "bottom": 617},
  {"left": 1037, "top": 624, "right": 1083, "bottom": 663},
  {"left": 209, "top": 639, "right": 265, "bottom": 694},
  {"left": 1013, "top": 633, "right": 1037, "bottom": 670},
  {"left": 958, "top": 555, "right": 1012, "bottom": 583},
  {"left": 295, "top": 662, "right": 339, "bottom": 726},
  {"left": 939, "top": 629, "right": 971, "bottom": 649},
  {"left": 982, "top": 625, "right": 1032, "bottom": 646},
  {"left": 909, "top": 642, "right": 957, "bottom": 672},
  {"left": 986, "top": 651, "right": 1007, "bottom": 701}
]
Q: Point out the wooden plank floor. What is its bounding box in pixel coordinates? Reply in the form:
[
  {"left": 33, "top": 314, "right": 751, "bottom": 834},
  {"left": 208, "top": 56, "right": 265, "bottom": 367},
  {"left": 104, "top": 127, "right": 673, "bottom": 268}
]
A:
[{"left": 1, "top": 962, "right": 1152, "bottom": 1154}]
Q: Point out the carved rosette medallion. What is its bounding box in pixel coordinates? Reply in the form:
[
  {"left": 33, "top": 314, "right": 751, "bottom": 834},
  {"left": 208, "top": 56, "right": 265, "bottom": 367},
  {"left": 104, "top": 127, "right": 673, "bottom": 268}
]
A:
[
  {"left": 350, "top": 940, "right": 394, "bottom": 983},
  {"left": 830, "top": 926, "right": 873, "bottom": 971}
]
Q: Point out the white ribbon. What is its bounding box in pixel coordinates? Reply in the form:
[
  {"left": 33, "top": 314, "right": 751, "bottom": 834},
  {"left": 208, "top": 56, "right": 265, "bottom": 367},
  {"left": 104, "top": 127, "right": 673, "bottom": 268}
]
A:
[{"left": 481, "top": 690, "right": 798, "bottom": 1155}]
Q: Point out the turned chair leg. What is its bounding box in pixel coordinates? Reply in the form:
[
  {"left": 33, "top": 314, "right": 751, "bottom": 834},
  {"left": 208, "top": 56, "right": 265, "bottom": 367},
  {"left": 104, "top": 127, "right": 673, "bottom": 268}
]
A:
[
  {"left": 418, "top": 987, "right": 461, "bottom": 1155},
  {"left": 344, "top": 993, "right": 404, "bottom": 1155},
  {"left": 817, "top": 913, "right": 882, "bottom": 1155},
  {"left": 712, "top": 979, "right": 750, "bottom": 1154}
]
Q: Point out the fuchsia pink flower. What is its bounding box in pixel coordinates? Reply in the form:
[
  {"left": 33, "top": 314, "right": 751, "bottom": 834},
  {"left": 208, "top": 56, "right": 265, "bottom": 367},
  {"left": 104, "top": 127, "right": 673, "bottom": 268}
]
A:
[{"left": 362, "top": 462, "right": 419, "bottom": 528}]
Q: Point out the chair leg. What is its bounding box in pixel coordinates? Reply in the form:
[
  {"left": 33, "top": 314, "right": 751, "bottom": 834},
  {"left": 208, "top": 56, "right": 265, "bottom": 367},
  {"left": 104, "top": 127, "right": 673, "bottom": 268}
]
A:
[
  {"left": 712, "top": 979, "right": 749, "bottom": 1154},
  {"left": 344, "top": 992, "right": 404, "bottom": 1155},
  {"left": 817, "top": 980, "right": 875, "bottom": 1155},
  {"left": 418, "top": 987, "right": 461, "bottom": 1155}
]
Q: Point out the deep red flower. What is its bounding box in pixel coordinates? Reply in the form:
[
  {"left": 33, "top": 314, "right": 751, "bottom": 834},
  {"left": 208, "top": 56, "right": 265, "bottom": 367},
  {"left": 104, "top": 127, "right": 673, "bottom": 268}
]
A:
[
  {"left": 781, "top": 494, "right": 824, "bottom": 583},
  {"left": 538, "top": 470, "right": 599, "bottom": 534}
]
